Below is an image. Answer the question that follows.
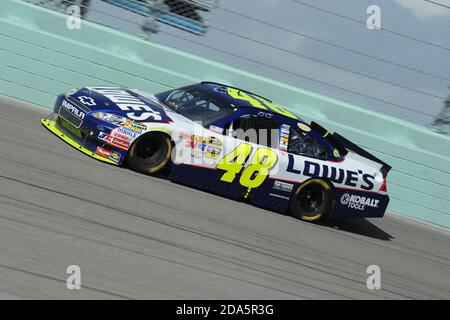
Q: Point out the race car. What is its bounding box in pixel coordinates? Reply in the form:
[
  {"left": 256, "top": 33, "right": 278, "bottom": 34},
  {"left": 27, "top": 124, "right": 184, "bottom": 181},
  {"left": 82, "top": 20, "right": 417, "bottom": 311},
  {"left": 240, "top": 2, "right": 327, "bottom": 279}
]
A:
[{"left": 41, "top": 82, "right": 391, "bottom": 221}]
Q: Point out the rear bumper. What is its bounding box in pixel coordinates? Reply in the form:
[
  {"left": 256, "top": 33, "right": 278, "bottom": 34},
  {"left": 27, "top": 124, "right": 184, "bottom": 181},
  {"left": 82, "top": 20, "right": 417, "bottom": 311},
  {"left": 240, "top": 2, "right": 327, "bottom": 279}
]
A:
[{"left": 330, "top": 188, "right": 390, "bottom": 219}]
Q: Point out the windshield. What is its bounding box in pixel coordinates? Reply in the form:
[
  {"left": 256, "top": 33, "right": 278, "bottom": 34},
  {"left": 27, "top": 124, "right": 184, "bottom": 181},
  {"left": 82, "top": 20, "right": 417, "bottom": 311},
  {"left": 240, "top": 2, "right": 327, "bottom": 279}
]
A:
[{"left": 155, "top": 86, "right": 235, "bottom": 125}]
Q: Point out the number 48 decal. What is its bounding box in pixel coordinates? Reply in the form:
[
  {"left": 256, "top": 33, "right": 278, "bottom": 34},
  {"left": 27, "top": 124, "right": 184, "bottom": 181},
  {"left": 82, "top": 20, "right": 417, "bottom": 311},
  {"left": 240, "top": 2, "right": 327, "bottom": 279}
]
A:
[{"left": 216, "top": 143, "right": 278, "bottom": 197}]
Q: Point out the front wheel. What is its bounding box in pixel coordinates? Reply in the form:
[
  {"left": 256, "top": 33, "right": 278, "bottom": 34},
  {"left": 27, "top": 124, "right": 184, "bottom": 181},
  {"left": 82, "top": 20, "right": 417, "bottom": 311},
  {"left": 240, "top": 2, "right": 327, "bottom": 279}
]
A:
[
  {"left": 289, "top": 179, "right": 334, "bottom": 221},
  {"left": 127, "top": 132, "right": 172, "bottom": 175}
]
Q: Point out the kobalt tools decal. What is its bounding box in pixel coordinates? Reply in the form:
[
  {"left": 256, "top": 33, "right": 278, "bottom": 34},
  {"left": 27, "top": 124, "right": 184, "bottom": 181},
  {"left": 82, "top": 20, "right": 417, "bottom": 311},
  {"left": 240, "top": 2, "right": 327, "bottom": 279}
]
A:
[{"left": 341, "top": 193, "right": 380, "bottom": 211}]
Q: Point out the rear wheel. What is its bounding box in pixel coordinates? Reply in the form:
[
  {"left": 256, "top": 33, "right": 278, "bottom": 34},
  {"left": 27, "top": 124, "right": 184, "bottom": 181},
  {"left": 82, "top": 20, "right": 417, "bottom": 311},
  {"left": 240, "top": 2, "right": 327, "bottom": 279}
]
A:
[
  {"left": 127, "top": 133, "right": 172, "bottom": 175},
  {"left": 289, "top": 179, "right": 333, "bottom": 221}
]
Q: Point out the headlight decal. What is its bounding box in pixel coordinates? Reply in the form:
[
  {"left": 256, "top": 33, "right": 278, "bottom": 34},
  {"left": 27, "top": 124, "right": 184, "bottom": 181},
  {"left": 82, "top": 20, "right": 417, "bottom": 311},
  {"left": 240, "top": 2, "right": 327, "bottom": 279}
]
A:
[{"left": 92, "top": 112, "right": 128, "bottom": 126}]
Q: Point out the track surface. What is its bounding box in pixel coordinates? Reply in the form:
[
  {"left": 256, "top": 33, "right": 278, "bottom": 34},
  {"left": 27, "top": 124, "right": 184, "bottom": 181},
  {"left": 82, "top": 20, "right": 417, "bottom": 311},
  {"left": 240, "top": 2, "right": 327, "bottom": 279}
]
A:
[{"left": 0, "top": 96, "right": 449, "bottom": 299}]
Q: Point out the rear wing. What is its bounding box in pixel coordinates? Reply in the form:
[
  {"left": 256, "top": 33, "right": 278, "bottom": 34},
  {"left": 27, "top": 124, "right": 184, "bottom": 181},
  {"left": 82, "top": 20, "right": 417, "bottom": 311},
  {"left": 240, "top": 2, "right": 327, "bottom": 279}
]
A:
[
  {"left": 333, "top": 133, "right": 392, "bottom": 178},
  {"left": 310, "top": 122, "right": 391, "bottom": 178},
  {"left": 310, "top": 122, "right": 348, "bottom": 157}
]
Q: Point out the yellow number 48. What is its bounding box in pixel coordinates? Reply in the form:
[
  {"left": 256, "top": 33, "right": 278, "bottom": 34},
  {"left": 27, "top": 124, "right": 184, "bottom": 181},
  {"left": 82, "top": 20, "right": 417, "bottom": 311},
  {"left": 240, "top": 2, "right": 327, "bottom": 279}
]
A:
[{"left": 216, "top": 143, "right": 278, "bottom": 194}]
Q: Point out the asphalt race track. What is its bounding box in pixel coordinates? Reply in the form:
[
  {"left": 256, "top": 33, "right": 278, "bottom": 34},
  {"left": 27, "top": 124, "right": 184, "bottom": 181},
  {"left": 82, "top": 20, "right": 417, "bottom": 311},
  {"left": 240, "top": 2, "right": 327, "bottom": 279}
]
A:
[{"left": 0, "top": 96, "right": 449, "bottom": 299}]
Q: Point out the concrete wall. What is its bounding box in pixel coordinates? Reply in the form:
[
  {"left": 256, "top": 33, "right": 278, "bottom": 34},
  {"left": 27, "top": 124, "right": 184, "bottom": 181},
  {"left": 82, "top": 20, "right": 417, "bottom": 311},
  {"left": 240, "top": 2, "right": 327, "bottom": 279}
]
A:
[{"left": 1, "top": 0, "right": 449, "bottom": 228}]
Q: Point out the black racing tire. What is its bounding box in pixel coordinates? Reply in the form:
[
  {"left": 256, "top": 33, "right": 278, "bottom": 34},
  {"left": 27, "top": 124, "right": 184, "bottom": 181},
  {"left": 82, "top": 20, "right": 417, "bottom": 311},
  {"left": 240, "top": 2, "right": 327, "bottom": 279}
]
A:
[
  {"left": 127, "top": 132, "right": 172, "bottom": 175},
  {"left": 289, "top": 179, "right": 333, "bottom": 221}
]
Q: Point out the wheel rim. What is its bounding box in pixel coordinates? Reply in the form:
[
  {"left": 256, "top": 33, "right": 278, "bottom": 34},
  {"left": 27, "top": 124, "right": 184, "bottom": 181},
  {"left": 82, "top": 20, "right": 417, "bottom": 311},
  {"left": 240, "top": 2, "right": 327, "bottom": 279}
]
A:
[
  {"left": 135, "top": 136, "right": 167, "bottom": 167},
  {"left": 297, "top": 183, "right": 325, "bottom": 214}
]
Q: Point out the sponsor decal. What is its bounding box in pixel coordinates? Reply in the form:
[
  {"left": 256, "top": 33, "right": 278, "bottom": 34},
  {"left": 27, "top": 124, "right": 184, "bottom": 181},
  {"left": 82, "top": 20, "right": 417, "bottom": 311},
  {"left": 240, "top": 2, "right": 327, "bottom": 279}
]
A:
[
  {"left": 95, "top": 146, "right": 110, "bottom": 158},
  {"left": 92, "top": 88, "right": 166, "bottom": 122},
  {"left": 280, "top": 124, "right": 290, "bottom": 135},
  {"left": 123, "top": 119, "right": 147, "bottom": 132},
  {"left": 209, "top": 125, "right": 224, "bottom": 134},
  {"left": 109, "top": 150, "right": 121, "bottom": 163},
  {"left": 207, "top": 136, "right": 222, "bottom": 146},
  {"left": 115, "top": 127, "right": 139, "bottom": 140},
  {"left": 287, "top": 155, "right": 376, "bottom": 190},
  {"left": 298, "top": 122, "right": 311, "bottom": 132},
  {"left": 198, "top": 143, "right": 207, "bottom": 152},
  {"left": 256, "top": 111, "right": 273, "bottom": 119},
  {"left": 98, "top": 132, "right": 114, "bottom": 144},
  {"left": 340, "top": 193, "right": 379, "bottom": 211},
  {"left": 204, "top": 146, "right": 222, "bottom": 159},
  {"left": 279, "top": 124, "right": 290, "bottom": 151},
  {"left": 187, "top": 135, "right": 223, "bottom": 148},
  {"left": 273, "top": 180, "right": 294, "bottom": 193},
  {"left": 98, "top": 131, "right": 128, "bottom": 150},
  {"left": 190, "top": 135, "right": 223, "bottom": 146},
  {"left": 78, "top": 96, "right": 96, "bottom": 106},
  {"left": 61, "top": 100, "right": 85, "bottom": 120},
  {"left": 179, "top": 132, "right": 191, "bottom": 140},
  {"left": 111, "top": 132, "right": 130, "bottom": 142},
  {"left": 112, "top": 138, "right": 129, "bottom": 150},
  {"left": 98, "top": 132, "right": 107, "bottom": 140},
  {"left": 187, "top": 135, "right": 223, "bottom": 159}
]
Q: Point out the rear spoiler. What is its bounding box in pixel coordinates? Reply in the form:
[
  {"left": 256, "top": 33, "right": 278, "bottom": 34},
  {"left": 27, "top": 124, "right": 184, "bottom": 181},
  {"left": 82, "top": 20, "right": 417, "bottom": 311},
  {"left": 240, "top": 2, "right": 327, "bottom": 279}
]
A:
[
  {"left": 310, "top": 122, "right": 391, "bottom": 178},
  {"left": 310, "top": 122, "right": 348, "bottom": 157},
  {"left": 333, "top": 133, "right": 392, "bottom": 178}
]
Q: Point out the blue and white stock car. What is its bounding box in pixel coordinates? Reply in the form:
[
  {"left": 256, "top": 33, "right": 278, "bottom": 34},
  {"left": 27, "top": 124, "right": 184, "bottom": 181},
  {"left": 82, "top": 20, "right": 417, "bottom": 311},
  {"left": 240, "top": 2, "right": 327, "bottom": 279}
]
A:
[{"left": 42, "top": 82, "right": 391, "bottom": 221}]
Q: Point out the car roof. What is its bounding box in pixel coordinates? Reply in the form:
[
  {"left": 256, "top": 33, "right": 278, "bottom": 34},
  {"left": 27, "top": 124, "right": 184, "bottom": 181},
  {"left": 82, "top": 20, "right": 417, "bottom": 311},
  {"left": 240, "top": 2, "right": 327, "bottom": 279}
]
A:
[
  {"left": 200, "top": 81, "right": 274, "bottom": 102},
  {"left": 196, "top": 82, "right": 307, "bottom": 123},
  {"left": 179, "top": 82, "right": 344, "bottom": 160}
]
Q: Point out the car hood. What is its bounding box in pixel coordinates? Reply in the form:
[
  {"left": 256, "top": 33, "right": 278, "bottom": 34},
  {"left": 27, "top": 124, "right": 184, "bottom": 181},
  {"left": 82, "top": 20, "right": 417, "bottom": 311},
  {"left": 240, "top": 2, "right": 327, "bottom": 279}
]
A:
[{"left": 70, "top": 87, "right": 177, "bottom": 123}]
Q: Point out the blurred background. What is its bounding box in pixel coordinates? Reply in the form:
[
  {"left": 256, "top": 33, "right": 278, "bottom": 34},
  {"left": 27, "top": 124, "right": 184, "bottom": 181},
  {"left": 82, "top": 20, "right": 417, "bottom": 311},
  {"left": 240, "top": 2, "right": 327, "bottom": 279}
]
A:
[{"left": 25, "top": 0, "right": 450, "bottom": 134}]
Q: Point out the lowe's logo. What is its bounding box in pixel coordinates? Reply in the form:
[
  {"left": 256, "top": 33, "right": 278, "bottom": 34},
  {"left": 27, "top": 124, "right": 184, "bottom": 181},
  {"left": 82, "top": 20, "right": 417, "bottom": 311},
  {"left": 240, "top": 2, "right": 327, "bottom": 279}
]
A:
[
  {"left": 92, "top": 88, "right": 162, "bottom": 121},
  {"left": 62, "top": 100, "right": 85, "bottom": 120},
  {"left": 340, "top": 193, "right": 379, "bottom": 211},
  {"left": 287, "top": 155, "right": 376, "bottom": 190}
]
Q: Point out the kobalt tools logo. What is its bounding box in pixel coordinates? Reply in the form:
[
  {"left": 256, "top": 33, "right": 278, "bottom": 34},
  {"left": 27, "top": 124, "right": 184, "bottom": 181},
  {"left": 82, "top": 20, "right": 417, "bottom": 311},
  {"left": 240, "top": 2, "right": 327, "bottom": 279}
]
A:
[{"left": 341, "top": 193, "right": 380, "bottom": 211}]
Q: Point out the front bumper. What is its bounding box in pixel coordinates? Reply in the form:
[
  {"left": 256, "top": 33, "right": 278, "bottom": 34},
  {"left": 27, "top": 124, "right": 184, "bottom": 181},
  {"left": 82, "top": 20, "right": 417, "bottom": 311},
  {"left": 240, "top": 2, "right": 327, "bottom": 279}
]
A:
[{"left": 41, "top": 116, "right": 125, "bottom": 165}]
